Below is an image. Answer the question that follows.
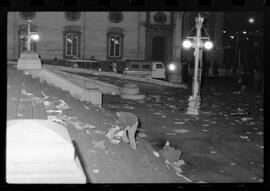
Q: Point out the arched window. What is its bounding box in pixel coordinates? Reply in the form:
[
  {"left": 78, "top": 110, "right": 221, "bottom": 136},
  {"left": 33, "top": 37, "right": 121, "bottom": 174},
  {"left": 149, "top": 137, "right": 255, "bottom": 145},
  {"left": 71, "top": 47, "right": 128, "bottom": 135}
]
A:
[
  {"left": 107, "top": 28, "right": 124, "bottom": 59},
  {"left": 63, "top": 26, "right": 81, "bottom": 58},
  {"left": 153, "top": 12, "right": 167, "bottom": 24},
  {"left": 65, "top": 33, "right": 79, "bottom": 57}
]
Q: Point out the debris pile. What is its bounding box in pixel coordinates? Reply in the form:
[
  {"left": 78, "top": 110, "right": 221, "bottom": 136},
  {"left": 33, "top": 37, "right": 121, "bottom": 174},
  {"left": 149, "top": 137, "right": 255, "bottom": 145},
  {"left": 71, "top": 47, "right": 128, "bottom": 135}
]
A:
[
  {"left": 105, "top": 126, "right": 123, "bottom": 144},
  {"left": 159, "top": 141, "right": 190, "bottom": 181}
]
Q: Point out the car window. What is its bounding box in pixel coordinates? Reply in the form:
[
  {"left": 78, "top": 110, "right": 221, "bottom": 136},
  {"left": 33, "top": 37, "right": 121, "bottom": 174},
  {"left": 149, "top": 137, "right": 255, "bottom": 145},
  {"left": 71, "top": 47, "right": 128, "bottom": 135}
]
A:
[
  {"left": 156, "top": 64, "right": 163, "bottom": 69},
  {"left": 131, "top": 64, "right": 139, "bottom": 69},
  {"left": 143, "top": 65, "right": 150, "bottom": 69}
]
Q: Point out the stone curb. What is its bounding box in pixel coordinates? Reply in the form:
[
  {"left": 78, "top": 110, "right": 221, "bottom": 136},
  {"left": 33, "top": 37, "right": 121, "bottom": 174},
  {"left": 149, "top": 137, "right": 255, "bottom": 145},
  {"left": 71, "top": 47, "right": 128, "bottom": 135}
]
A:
[
  {"left": 52, "top": 69, "right": 121, "bottom": 95},
  {"left": 44, "top": 65, "right": 188, "bottom": 89},
  {"left": 22, "top": 68, "right": 102, "bottom": 107}
]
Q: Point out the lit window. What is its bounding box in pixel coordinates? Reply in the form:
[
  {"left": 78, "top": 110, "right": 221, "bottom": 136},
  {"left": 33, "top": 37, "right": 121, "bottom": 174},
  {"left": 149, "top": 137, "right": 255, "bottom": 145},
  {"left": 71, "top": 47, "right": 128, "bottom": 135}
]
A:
[
  {"left": 108, "top": 35, "right": 121, "bottom": 57},
  {"left": 65, "top": 33, "right": 79, "bottom": 57}
]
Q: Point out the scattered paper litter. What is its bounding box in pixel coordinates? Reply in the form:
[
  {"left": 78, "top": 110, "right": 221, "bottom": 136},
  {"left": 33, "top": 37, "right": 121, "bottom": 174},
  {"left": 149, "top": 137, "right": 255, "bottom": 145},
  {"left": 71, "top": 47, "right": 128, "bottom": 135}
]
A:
[
  {"left": 230, "top": 162, "right": 236, "bottom": 166},
  {"left": 72, "top": 121, "right": 84, "bottom": 130},
  {"left": 240, "top": 117, "right": 253, "bottom": 122},
  {"left": 21, "top": 89, "right": 33, "bottom": 96},
  {"left": 202, "top": 129, "right": 208, "bottom": 132},
  {"left": 84, "top": 105, "right": 90, "bottom": 110},
  {"left": 110, "top": 139, "right": 121, "bottom": 144},
  {"left": 174, "top": 121, "right": 185, "bottom": 125},
  {"left": 123, "top": 106, "right": 134, "bottom": 110},
  {"left": 166, "top": 133, "right": 176, "bottom": 136},
  {"left": 165, "top": 159, "right": 190, "bottom": 181},
  {"left": 43, "top": 101, "right": 51, "bottom": 106},
  {"left": 240, "top": 135, "right": 249, "bottom": 139},
  {"left": 83, "top": 124, "right": 96, "bottom": 129},
  {"left": 93, "top": 140, "right": 106, "bottom": 149},
  {"left": 56, "top": 100, "right": 70, "bottom": 110},
  {"left": 47, "top": 115, "right": 58, "bottom": 121},
  {"left": 47, "top": 115, "right": 67, "bottom": 126},
  {"left": 153, "top": 151, "right": 160, "bottom": 158},
  {"left": 173, "top": 129, "right": 190, "bottom": 133},
  {"left": 105, "top": 126, "right": 120, "bottom": 139},
  {"left": 114, "top": 130, "right": 123, "bottom": 139},
  {"left": 93, "top": 169, "right": 99, "bottom": 173},
  {"left": 46, "top": 109, "right": 63, "bottom": 113},
  {"left": 138, "top": 132, "right": 147, "bottom": 138},
  {"left": 210, "top": 150, "right": 217, "bottom": 154},
  {"left": 94, "top": 130, "right": 105, "bottom": 134},
  {"left": 256, "top": 131, "right": 263, "bottom": 135}
]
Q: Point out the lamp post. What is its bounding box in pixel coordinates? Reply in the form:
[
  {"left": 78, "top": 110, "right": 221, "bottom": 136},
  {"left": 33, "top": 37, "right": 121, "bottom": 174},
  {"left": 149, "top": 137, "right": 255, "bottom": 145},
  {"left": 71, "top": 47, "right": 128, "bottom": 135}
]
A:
[
  {"left": 17, "top": 18, "right": 42, "bottom": 70},
  {"left": 183, "top": 14, "right": 213, "bottom": 115},
  {"left": 25, "top": 18, "right": 40, "bottom": 51}
]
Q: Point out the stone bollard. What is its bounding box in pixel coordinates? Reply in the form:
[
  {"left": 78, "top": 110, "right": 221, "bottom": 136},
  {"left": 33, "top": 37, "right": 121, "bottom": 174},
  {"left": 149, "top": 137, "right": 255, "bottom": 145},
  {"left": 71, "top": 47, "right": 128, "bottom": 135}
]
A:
[
  {"left": 120, "top": 83, "right": 145, "bottom": 100},
  {"left": 6, "top": 119, "right": 86, "bottom": 183}
]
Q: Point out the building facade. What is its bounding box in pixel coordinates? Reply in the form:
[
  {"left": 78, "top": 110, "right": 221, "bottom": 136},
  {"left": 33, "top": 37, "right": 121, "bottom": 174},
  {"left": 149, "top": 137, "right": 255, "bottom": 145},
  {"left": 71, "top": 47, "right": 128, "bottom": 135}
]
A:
[
  {"left": 7, "top": 12, "right": 178, "bottom": 63},
  {"left": 8, "top": 11, "right": 223, "bottom": 77}
]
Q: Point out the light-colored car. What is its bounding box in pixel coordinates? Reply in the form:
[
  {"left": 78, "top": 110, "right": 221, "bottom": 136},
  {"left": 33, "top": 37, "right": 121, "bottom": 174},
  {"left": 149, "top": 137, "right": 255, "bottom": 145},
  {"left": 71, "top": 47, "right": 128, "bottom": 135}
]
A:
[{"left": 123, "top": 60, "right": 166, "bottom": 79}]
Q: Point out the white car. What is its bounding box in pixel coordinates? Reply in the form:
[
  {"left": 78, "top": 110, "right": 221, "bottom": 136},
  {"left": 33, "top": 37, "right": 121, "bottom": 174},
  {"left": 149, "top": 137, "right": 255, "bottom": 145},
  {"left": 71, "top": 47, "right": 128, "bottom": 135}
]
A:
[{"left": 123, "top": 60, "right": 166, "bottom": 79}]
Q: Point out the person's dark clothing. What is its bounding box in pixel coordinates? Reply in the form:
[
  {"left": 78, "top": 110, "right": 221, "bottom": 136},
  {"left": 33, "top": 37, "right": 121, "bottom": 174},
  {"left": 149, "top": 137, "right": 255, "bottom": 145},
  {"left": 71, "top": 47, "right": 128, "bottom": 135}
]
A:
[{"left": 117, "top": 112, "right": 138, "bottom": 129}]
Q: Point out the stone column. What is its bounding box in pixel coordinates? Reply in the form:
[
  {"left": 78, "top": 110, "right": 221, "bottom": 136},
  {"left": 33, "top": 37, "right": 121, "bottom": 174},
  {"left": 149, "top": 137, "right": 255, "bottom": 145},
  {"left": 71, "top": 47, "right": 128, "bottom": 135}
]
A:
[{"left": 169, "top": 12, "right": 183, "bottom": 83}]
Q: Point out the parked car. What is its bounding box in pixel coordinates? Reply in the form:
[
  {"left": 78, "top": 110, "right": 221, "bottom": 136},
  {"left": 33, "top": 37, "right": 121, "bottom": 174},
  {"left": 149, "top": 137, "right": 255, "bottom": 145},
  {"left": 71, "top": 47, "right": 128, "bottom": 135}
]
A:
[{"left": 123, "top": 60, "right": 166, "bottom": 79}]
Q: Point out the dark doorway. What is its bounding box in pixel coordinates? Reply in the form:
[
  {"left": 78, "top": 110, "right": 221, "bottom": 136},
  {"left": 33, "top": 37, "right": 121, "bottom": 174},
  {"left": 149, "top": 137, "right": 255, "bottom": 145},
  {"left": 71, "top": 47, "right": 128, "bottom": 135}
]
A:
[{"left": 151, "top": 36, "right": 165, "bottom": 62}]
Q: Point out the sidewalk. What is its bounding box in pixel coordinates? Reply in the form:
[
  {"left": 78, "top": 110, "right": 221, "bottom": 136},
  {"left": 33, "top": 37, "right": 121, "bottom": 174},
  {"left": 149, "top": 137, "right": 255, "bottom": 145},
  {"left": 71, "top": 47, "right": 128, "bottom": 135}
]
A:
[
  {"left": 44, "top": 64, "right": 188, "bottom": 89},
  {"left": 7, "top": 65, "right": 189, "bottom": 183}
]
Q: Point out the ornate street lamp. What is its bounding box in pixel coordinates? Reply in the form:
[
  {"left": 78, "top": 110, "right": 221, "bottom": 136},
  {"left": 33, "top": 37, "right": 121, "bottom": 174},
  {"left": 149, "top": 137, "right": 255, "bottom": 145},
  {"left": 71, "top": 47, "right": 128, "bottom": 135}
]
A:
[
  {"left": 25, "top": 19, "right": 40, "bottom": 50},
  {"left": 17, "top": 18, "right": 42, "bottom": 70},
  {"left": 183, "top": 14, "right": 213, "bottom": 115}
]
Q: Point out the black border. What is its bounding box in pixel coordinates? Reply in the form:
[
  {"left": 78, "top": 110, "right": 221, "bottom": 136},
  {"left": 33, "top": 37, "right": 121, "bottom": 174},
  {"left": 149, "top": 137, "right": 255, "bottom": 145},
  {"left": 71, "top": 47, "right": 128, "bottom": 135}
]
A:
[{"left": 1, "top": 0, "right": 268, "bottom": 190}]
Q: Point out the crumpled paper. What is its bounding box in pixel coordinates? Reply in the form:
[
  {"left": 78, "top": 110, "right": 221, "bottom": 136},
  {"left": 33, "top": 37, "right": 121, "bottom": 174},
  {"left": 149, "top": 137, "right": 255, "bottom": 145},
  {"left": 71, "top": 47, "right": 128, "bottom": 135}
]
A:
[{"left": 105, "top": 126, "right": 120, "bottom": 140}]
